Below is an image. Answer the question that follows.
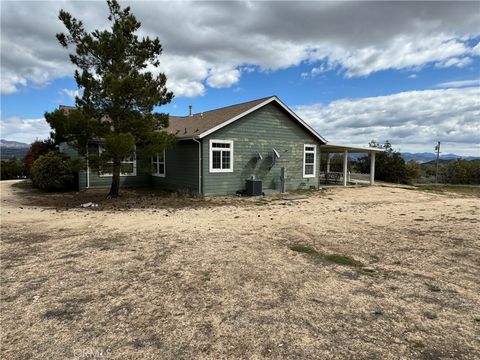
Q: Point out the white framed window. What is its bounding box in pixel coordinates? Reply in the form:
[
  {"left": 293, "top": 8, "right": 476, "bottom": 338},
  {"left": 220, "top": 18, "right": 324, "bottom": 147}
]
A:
[
  {"left": 152, "top": 151, "right": 166, "bottom": 177},
  {"left": 98, "top": 144, "right": 137, "bottom": 177},
  {"left": 303, "top": 144, "right": 316, "bottom": 178},
  {"left": 209, "top": 139, "right": 233, "bottom": 173}
]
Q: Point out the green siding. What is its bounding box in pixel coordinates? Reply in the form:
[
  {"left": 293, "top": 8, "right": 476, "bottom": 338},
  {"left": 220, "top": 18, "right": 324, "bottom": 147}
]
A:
[
  {"left": 78, "top": 168, "right": 149, "bottom": 190},
  {"left": 202, "top": 103, "right": 322, "bottom": 196},
  {"left": 151, "top": 140, "right": 199, "bottom": 192},
  {"left": 59, "top": 102, "right": 323, "bottom": 196},
  {"left": 59, "top": 142, "right": 150, "bottom": 190},
  {"left": 59, "top": 142, "right": 80, "bottom": 159}
]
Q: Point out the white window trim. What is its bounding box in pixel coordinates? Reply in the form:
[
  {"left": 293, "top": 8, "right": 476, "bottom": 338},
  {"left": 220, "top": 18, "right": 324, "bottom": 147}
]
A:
[
  {"left": 152, "top": 150, "right": 166, "bottom": 177},
  {"left": 303, "top": 144, "right": 317, "bottom": 178},
  {"left": 209, "top": 139, "right": 234, "bottom": 173},
  {"left": 98, "top": 144, "right": 137, "bottom": 177}
]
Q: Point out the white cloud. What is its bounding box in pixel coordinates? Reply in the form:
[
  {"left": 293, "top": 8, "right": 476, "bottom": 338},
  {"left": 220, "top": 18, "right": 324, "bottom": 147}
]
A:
[
  {"left": 1, "top": 1, "right": 479, "bottom": 96},
  {"left": 0, "top": 116, "right": 50, "bottom": 144},
  {"left": 310, "top": 62, "right": 335, "bottom": 77},
  {"left": 436, "top": 79, "right": 480, "bottom": 88},
  {"left": 295, "top": 87, "right": 480, "bottom": 155},
  {"left": 157, "top": 55, "right": 208, "bottom": 97},
  {"left": 472, "top": 42, "right": 480, "bottom": 56},
  {"left": 340, "top": 36, "right": 473, "bottom": 77},
  {"left": 60, "top": 88, "right": 83, "bottom": 101},
  {"left": 206, "top": 68, "right": 241, "bottom": 88},
  {"left": 169, "top": 80, "right": 205, "bottom": 98},
  {"left": 1, "top": 72, "right": 27, "bottom": 95},
  {"left": 242, "top": 66, "right": 256, "bottom": 74},
  {"left": 435, "top": 56, "right": 473, "bottom": 68}
]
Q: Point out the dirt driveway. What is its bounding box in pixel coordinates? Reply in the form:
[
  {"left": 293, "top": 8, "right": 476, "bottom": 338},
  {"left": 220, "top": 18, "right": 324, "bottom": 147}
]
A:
[{"left": 1, "top": 180, "right": 479, "bottom": 359}]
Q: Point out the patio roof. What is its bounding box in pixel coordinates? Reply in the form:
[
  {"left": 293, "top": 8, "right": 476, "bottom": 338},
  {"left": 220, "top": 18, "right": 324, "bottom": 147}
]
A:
[{"left": 320, "top": 143, "right": 385, "bottom": 153}]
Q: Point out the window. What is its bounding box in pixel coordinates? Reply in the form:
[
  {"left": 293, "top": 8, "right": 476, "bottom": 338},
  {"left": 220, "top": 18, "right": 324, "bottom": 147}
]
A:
[
  {"left": 303, "top": 144, "right": 316, "bottom": 178},
  {"left": 98, "top": 145, "right": 137, "bottom": 177},
  {"left": 152, "top": 151, "right": 166, "bottom": 177},
  {"left": 209, "top": 140, "right": 233, "bottom": 173}
]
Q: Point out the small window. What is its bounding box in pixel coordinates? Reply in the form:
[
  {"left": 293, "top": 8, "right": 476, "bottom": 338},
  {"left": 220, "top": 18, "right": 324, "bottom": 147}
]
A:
[
  {"left": 303, "top": 144, "right": 316, "bottom": 178},
  {"left": 98, "top": 145, "right": 137, "bottom": 177},
  {"left": 152, "top": 151, "right": 166, "bottom": 177},
  {"left": 209, "top": 140, "right": 233, "bottom": 173}
]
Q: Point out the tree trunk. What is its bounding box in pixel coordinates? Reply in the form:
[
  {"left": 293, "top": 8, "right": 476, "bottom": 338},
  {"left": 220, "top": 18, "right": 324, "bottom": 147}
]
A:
[{"left": 108, "top": 159, "right": 121, "bottom": 198}]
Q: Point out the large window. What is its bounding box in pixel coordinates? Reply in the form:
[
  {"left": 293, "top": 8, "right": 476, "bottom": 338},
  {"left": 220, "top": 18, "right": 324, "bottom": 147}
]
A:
[
  {"left": 303, "top": 144, "right": 316, "bottom": 178},
  {"left": 98, "top": 145, "right": 137, "bottom": 177},
  {"left": 152, "top": 151, "right": 166, "bottom": 177},
  {"left": 209, "top": 140, "right": 233, "bottom": 173}
]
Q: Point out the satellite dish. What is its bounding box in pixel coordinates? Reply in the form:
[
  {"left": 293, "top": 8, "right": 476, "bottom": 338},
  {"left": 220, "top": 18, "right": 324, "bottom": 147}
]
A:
[
  {"left": 257, "top": 151, "right": 263, "bottom": 160},
  {"left": 273, "top": 148, "right": 280, "bottom": 159}
]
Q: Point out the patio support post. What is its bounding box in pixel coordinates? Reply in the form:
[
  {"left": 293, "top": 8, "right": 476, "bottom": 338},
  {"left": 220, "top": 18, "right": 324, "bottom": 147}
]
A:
[
  {"left": 343, "top": 149, "right": 348, "bottom": 186},
  {"left": 370, "top": 151, "right": 376, "bottom": 185},
  {"left": 326, "top": 152, "right": 331, "bottom": 173}
]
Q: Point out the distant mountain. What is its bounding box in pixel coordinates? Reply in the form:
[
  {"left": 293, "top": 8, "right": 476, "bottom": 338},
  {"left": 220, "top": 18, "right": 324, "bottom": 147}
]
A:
[
  {"left": 401, "top": 152, "right": 480, "bottom": 163},
  {"left": 422, "top": 158, "right": 480, "bottom": 166},
  {"left": 1, "top": 139, "right": 29, "bottom": 160},
  {"left": 0, "top": 139, "right": 29, "bottom": 149},
  {"left": 350, "top": 151, "right": 479, "bottom": 163}
]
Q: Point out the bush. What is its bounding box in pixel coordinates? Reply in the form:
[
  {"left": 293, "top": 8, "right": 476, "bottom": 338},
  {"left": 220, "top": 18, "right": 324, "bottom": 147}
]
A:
[
  {"left": 31, "top": 151, "right": 74, "bottom": 191},
  {"left": 1, "top": 158, "right": 25, "bottom": 180},
  {"left": 354, "top": 151, "right": 411, "bottom": 184},
  {"left": 23, "top": 139, "right": 56, "bottom": 176},
  {"left": 405, "top": 160, "right": 421, "bottom": 180},
  {"left": 441, "top": 160, "right": 480, "bottom": 184}
]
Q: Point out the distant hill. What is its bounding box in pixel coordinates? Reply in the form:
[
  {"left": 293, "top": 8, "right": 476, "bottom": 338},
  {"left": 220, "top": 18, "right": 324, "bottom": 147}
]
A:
[
  {"left": 422, "top": 158, "right": 480, "bottom": 166},
  {"left": 401, "top": 152, "right": 480, "bottom": 163},
  {"left": 1, "top": 139, "right": 29, "bottom": 161},
  {"left": 1, "top": 139, "right": 29, "bottom": 149},
  {"left": 349, "top": 151, "right": 479, "bottom": 163}
]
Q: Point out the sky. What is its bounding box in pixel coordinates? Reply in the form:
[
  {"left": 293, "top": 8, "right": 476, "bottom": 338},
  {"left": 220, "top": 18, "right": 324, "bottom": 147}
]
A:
[{"left": 1, "top": 0, "right": 479, "bottom": 155}]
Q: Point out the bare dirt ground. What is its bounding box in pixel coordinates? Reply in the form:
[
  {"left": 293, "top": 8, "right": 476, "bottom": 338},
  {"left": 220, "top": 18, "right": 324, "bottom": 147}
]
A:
[{"left": 1, "top": 180, "right": 479, "bottom": 359}]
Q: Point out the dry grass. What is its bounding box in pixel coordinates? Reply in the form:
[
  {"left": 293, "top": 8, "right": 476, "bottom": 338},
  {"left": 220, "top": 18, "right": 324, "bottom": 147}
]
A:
[
  {"left": 413, "top": 184, "right": 480, "bottom": 197},
  {"left": 10, "top": 180, "right": 290, "bottom": 211},
  {"left": 1, "top": 180, "right": 479, "bottom": 359}
]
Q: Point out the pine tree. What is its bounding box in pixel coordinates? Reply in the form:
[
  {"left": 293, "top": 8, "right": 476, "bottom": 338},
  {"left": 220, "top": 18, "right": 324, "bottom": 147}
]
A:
[{"left": 45, "top": 0, "right": 175, "bottom": 197}]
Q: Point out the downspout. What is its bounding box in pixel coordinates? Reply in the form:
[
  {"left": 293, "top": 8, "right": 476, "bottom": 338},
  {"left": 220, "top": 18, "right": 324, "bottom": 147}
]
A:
[
  {"left": 85, "top": 144, "right": 90, "bottom": 189},
  {"left": 192, "top": 137, "right": 202, "bottom": 195}
]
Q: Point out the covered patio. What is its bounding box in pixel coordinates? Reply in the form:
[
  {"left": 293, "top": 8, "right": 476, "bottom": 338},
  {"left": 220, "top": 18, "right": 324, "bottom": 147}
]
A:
[{"left": 320, "top": 144, "right": 384, "bottom": 186}]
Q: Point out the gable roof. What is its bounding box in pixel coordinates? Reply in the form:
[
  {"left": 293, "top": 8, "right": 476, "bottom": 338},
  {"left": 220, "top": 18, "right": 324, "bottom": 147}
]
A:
[
  {"left": 59, "top": 96, "right": 327, "bottom": 143},
  {"left": 167, "top": 96, "right": 327, "bottom": 143},
  {"left": 166, "top": 96, "right": 270, "bottom": 139}
]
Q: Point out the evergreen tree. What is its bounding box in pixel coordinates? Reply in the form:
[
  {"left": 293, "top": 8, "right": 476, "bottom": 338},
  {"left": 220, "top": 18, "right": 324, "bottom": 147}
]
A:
[
  {"left": 355, "top": 140, "right": 410, "bottom": 184},
  {"left": 45, "top": 0, "right": 175, "bottom": 197}
]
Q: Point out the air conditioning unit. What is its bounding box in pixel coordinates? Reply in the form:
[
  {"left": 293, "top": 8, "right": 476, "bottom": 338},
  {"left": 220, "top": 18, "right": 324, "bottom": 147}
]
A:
[{"left": 246, "top": 179, "right": 262, "bottom": 196}]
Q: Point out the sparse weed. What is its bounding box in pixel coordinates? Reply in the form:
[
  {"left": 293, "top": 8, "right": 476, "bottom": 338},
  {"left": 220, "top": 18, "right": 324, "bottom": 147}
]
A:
[
  {"left": 289, "top": 245, "right": 321, "bottom": 256},
  {"left": 289, "top": 245, "right": 363, "bottom": 267},
  {"left": 424, "top": 311, "right": 438, "bottom": 320},
  {"left": 44, "top": 303, "right": 82, "bottom": 321},
  {"left": 324, "top": 254, "right": 363, "bottom": 267},
  {"left": 426, "top": 283, "right": 441, "bottom": 292}
]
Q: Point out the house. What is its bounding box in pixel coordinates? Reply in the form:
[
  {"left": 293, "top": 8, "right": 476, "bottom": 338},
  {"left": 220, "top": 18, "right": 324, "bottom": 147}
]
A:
[{"left": 60, "top": 96, "right": 382, "bottom": 195}]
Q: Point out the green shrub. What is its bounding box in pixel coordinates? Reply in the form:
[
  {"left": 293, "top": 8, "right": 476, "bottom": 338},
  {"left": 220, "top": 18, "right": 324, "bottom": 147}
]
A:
[
  {"left": 289, "top": 244, "right": 320, "bottom": 256},
  {"left": 442, "top": 160, "right": 480, "bottom": 184},
  {"left": 353, "top": 141, "right": 413, "bottom": 184},
  {"left": 0, "top": 158, "right": 24, "bottom": 180},
  {"left": 324, "top": 254, "right": 363, "bottom": 267},
  {"left": 31, "top": 151, "right": 74, "bottom": 191},
  {"left": 22, "top": 139, "right": 56, "bottom": 176}
]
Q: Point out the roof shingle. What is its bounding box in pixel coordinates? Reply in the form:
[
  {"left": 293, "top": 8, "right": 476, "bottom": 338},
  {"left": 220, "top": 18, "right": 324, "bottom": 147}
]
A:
[
  {"left": 165, "top": 96, "right": 273, "bottom": 139},
  {"left": 59, "top": 95, "right": 326, "bottom": 142}
]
